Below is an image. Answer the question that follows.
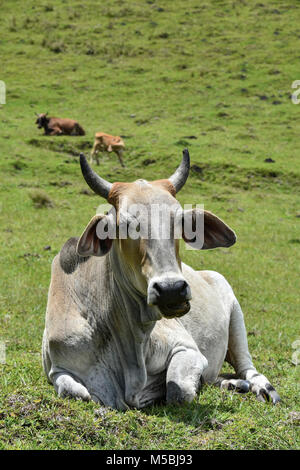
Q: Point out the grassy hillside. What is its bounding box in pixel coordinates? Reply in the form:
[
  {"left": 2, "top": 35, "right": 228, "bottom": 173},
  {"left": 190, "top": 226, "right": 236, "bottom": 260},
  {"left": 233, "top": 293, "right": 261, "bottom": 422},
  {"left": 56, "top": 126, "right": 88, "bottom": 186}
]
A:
[{"left": 0, "top": 0, "right": 299, "bottom": 450}]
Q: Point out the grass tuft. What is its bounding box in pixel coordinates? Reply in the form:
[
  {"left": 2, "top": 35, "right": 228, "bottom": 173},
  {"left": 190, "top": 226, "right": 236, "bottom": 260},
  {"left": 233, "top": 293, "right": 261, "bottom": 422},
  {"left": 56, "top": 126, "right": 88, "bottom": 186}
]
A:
[{"left": 28, "top": 189, "right": 54, "bottom": 208}]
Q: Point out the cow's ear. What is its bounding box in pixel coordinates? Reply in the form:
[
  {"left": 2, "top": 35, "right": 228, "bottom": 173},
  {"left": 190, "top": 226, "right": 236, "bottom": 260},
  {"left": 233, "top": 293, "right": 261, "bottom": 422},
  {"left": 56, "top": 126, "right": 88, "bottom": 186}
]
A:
[
  {"left": 182, "top": 209, "right": 236, "bottom": 250},
  {"left": 77, "top": 214, "right": 113, "bottom": 257}
]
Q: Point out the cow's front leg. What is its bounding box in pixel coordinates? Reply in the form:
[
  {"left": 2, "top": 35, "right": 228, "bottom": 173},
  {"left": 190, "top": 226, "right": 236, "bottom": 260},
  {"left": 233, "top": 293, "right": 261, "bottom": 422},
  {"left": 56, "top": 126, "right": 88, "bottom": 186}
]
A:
[{"left": 166, "top": 347, "right": 208, "bottom": 404}]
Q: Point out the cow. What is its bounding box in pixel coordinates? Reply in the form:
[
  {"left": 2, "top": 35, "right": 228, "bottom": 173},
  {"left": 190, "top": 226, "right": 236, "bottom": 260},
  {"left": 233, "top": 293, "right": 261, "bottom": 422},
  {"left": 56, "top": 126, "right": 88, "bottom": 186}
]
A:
[
  {"left": 42, "top": 150, "right": 280, "bottom": 410},
  {"left": 90, "top": 132, "right": 125, "bottom": 167},
  {"left": 35, "top": 113, "right": 85, "bottom": 136}
]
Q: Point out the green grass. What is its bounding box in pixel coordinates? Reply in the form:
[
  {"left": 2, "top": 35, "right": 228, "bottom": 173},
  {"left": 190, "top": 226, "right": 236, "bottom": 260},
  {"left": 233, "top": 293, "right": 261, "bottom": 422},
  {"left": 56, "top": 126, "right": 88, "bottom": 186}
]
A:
[{"left": 0, "top": 0, "right": 300, "bottom": 450}]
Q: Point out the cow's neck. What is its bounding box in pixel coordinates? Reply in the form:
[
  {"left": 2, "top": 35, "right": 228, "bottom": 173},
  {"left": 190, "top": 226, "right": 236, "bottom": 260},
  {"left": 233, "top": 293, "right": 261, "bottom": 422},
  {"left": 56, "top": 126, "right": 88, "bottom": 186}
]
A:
[
  {"left": 109, "top": 243, "right": 160, "bottom": 328},
  {"left": 43, "top": 119, "right": 50, "bottom": 133},
  {"left": 106, "top": 243, "right": 160, "bottom": 407}
]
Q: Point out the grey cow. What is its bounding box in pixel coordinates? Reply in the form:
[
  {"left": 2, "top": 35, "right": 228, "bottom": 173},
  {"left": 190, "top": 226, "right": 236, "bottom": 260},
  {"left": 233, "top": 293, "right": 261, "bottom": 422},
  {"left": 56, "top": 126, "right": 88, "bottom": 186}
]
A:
[{"left": 42, "top": 150, "right": 280, "bottom": 409}]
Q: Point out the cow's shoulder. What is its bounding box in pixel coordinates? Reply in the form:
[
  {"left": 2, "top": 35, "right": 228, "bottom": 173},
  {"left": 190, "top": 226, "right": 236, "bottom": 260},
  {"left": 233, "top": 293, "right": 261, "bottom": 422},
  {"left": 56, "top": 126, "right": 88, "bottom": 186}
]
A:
[
  {"left": 197, "top": 270, "right": 235, "bottom": 306},
  {"left": 199, "top": 270, "right": 230, "bottom": 288},
  {"left": 59, "top": 237, "right": 90, "bottom": 274}
]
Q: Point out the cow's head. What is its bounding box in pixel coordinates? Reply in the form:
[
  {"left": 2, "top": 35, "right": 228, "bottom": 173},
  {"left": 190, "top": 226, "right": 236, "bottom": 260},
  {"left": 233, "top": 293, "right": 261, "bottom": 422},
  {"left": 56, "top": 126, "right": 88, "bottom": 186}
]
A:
[
  {"left": 35, "top": 113, "right": 49, "bottom": 129},
  {"left": 77, "top": 151, "right": 236, "bottom": 319}
]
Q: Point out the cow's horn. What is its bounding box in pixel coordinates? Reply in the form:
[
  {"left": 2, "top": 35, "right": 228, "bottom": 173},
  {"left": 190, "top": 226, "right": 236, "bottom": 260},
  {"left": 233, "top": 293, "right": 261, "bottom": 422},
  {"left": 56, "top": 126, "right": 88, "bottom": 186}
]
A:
[
  {"left": 169, "top": 148, "right": 190, "bottom": 193},
  {"left": 79, "top": 153, "right": 112, "bottom": 199}
]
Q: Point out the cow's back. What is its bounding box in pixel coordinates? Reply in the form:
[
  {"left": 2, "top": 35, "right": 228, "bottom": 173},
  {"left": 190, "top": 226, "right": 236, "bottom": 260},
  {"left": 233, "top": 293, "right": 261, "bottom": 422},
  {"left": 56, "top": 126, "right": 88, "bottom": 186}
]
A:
[{"left": 94, "top": 133, "right": 124, "bottom": 148}]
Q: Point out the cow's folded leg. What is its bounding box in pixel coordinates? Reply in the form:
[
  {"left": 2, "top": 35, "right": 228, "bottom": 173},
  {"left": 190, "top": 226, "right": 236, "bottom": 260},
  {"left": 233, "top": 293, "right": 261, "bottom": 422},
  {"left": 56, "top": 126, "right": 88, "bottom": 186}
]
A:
[
  {"left": 52, "top": 372, "right": 91, "bottom": 401},
  {"left": 49, "top": 127, "right": 63, "bottom": 136},
  {"left": 166, "top": 348, "right": 208, "bottom": 404}
]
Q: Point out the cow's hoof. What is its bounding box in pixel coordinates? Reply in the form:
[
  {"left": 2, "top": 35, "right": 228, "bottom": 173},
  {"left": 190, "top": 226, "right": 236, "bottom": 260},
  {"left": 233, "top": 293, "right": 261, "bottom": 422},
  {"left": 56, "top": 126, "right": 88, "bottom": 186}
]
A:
[
  {"left": 254, "top": 384, "right": 281, "bottom": 405},
  {"left": 235, "top": 379, "right": 251, "bottom": 393},
  {"left": 220, "top": 378, "right": 250, "bottom": 393}
]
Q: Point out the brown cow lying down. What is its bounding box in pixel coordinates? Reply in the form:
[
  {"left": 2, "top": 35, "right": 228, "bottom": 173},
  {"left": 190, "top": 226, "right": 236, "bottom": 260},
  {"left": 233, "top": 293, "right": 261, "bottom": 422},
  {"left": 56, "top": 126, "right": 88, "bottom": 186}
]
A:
[
  {"left": 35, "top": 113, "right": 85, "bottom": 136},
  {"left": 90, "top": 132, "right": 125, "bottom": 167}
]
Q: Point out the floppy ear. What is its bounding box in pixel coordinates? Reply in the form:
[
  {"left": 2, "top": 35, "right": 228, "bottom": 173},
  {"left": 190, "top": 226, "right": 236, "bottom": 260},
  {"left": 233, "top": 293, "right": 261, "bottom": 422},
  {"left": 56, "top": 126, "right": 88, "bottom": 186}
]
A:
[
  {"left": 77, "top": 214, "right": 113, "bottom": 257},
  {"left": 182, "top": 209, "right": 236, "bottom": 250}
]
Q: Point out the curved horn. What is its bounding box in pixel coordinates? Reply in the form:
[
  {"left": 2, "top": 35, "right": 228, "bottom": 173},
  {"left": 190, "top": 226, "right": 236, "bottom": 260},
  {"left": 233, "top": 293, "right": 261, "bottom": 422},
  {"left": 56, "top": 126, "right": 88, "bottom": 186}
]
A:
[
  {"left": 169, "top": 148, "right": 190, "bottom": 193},
  {"left": 79, "top": 153, "right": 112, "bottom": 199}
]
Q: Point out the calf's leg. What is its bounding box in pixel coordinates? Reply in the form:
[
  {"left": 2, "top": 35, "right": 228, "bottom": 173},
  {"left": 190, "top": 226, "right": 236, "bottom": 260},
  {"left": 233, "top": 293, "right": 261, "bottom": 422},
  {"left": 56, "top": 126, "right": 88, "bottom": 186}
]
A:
[
  {"left": 90, "top": 143, "right": 100, "bottom": 165},
  {"left": 116, "top": 149, "right": 125, "bottom": 167}
]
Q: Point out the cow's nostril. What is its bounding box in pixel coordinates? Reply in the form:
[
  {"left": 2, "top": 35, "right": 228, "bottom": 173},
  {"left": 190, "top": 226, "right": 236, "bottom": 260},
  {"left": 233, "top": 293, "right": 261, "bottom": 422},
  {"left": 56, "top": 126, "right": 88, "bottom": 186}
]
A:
[
  {"left": 153, "top": 282, "right": 162, "bottom": 295},
  {"left": 175, "top": 280, "right": 188, "bottom": 295}
]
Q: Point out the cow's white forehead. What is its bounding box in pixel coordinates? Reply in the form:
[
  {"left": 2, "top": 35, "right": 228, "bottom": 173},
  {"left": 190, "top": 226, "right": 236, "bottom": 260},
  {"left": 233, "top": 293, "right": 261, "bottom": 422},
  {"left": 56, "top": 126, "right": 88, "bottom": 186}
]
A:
[{"left": 135, "top": 179, "right": 150, "bottom": 187}]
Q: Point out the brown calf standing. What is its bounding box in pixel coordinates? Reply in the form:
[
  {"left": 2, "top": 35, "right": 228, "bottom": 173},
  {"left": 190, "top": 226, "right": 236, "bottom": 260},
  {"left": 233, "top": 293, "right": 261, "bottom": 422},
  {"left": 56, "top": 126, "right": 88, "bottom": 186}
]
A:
[
  {"left": 35, "top": 113, "right": 85, "bottom": 136},
  {"left": 91, "top": 132, "right": 125, "bottom": 167}
]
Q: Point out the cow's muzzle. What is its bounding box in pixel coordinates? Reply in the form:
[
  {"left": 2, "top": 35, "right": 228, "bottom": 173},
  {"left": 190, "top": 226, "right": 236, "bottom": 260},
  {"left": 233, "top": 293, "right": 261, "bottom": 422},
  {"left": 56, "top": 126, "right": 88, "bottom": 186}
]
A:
[{"left": 148, "top": 279, "right": 191, "bottom": 318}]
